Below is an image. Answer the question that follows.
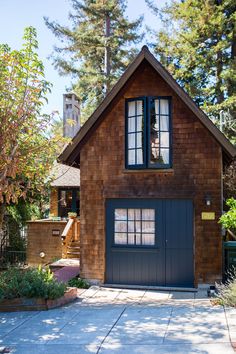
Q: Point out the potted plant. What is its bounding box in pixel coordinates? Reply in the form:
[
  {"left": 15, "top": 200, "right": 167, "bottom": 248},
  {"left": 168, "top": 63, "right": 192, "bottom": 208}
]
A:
[{"left": 68, "top": 212, "right": 77, "bottom": 219}]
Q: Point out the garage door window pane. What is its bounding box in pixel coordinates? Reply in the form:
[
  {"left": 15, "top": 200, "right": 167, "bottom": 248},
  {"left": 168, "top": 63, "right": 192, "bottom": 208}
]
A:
[
  {"left": 142, "top": 221, "right": 155, "bottom": 233},
  {"left": 142, "top": 209, "right": 155, "bottom": 220},
  {"left": 128, "top": 233, "right": 135, "bottom": 245},
  {"left": 115, "top": 233, "right": 127, "bottom": 244},
  {"left": 115, "top": 221, "right": 127, "bottom": 232},
  {"left": 114, "top": 208, "right": 155, "bottom": 246},
  {"left": 128, "top": 221, "right": 134, "bottom": 232},
  {"left": 128, "top": 209, "right": 141, "bottom": 220},
  {"left": 115, "top": 209, "right": 127, "bottom": 220},
  {"left": 142, "top": 234, "right": 155, "bottom": 245},
  {"left": 136, "top": 234, "right": 141, "bottom": 245}
]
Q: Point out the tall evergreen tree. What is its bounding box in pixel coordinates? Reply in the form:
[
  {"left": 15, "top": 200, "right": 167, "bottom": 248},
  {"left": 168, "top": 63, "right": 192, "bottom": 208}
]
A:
[
  {"left": 45, "top": 0, "right": 143, "bottom": 120},
  {"left": 146, "top": 0, "right": 236, "bottom": 142}
]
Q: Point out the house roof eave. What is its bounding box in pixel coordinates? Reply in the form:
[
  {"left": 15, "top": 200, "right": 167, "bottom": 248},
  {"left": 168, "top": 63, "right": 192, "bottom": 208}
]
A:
[{"left": 59, "top": 46, "right": 236, "bottom": 165}]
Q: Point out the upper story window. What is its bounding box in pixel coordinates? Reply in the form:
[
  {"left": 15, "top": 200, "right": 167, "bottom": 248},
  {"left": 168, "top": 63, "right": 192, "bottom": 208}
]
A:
[{"left": 125, "top": 97, "right": 171, "bottom": 169}]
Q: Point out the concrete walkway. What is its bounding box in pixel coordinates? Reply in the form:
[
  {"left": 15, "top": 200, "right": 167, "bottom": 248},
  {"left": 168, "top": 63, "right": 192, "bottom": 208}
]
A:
[{"left": 0, "top": 286, "right": 235, "bottom": 354}]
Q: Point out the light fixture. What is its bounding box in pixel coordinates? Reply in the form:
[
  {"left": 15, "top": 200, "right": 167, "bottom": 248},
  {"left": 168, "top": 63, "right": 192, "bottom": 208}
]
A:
[
  {"left": 205, "top": 195, "right": 212, "bottom": 206},
  {"left": 39, "top": 252, "right": 45, "bottom": 258}
]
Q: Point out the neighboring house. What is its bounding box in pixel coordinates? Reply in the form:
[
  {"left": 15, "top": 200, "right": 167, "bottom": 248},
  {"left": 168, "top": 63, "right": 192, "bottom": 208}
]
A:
[
  {"left": 27, "top": 93, "right": 81, "bottom": 265},
  {"left": 50, "top": 93, "right": 80, "bottom": 218},
  {"left": 59, "top": 46, "right": 236, "bottom": 288},
  {"left": 50, "top": 163, "right": 80, "bottom": 218}
]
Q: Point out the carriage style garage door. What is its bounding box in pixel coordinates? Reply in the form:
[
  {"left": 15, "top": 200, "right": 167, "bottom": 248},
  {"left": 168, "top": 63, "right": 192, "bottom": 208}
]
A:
[{"left": 106, "top": 199, "right": 194, "bottom": 287}]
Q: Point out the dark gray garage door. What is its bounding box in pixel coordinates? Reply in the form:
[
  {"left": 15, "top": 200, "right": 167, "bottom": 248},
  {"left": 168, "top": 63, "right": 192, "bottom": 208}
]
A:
[{"left": 105, "top": 199, "right": 194, "bottom": 287}]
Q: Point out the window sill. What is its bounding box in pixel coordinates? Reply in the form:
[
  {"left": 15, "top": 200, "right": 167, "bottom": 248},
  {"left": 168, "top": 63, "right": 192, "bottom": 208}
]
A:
[{"left": 123, "top": 168, "right": 174, "bottom": 174}]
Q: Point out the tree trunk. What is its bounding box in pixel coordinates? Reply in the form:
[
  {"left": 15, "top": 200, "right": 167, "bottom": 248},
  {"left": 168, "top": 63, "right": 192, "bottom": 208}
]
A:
[
  {"left": 228, "top": 29, "right": 236, "bottom": 98},
  {"left": 216, "top": 50, "right": 224, "bottom": 104},
  {"left": 0, "top": 202, "right": 6, "bottom": 252},
  {"left": 104, "top": 13, "right": 111, "bottom": 93}
]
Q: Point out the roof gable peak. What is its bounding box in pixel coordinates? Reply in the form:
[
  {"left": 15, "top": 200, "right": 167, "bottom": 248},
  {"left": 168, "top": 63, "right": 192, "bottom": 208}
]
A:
[{"left": 59, "top": 46, "right": 235, "bottom": 164}]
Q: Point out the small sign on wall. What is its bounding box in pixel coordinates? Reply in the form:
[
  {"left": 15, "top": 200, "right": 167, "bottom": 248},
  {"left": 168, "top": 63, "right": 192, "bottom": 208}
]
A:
[
  {"left": 52, "top": 229, "right": 60, "bottom": 236},
  {"left": 201, "top": 212, "right": 215, "bottom": 220}
]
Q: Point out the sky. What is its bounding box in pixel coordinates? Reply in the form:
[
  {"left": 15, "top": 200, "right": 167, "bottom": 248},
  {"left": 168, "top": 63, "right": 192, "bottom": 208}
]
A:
[{"left": 0, "top": 0, "right": 165, "bottom": 116}]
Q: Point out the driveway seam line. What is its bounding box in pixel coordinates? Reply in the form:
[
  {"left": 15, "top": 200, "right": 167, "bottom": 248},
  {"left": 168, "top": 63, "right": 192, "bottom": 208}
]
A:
[
  {"left": 96, "top": 306, "right": 127, "bottom": 354},
  {"left": 137, "top": 289, "right": 147, "bottom": 306},
  {"left": 1, "top": 310, "right": 42, "bottom": 340},
  {"left": 223, "top": 306, "right": 235, "bottom": 351},
  {"left": 162, "top": 305, "right": 173, "bottom": 344},
  {"left": 44, "top": 308, "right": 83, "bottom": 345}
]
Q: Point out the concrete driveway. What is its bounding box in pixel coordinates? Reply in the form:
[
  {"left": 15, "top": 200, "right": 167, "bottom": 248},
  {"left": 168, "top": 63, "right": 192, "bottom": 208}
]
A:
[{"left": 0, "top": 286, "right": 235, "bottom": 354}]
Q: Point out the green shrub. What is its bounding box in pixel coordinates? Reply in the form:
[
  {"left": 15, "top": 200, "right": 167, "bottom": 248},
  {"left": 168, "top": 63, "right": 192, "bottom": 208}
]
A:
[
  {"left": 216, "top": 269, "right": 236, "bottom": 307},
  {"left": 219, "top": 198, "right": 236, "bottom": 234},
  {"left": 0, "top": 266, "right": 66, "bottom": 300},
  {"left": 68, "top": 277, "right": 89, "bottom": 289}
]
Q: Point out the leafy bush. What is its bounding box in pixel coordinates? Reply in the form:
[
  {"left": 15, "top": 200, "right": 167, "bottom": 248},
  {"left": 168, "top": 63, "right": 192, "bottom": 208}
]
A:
[
  {"left": 0, "top": 266, "right": 66, "bottom": 300},
  {"left": 216, "top": 269, "right": 236, "bottom": 307},
  {"left": 219, "top": 198, "right": 236, "bottom": 233},
  {"left": 68, "top": 277, "right": 89, "bottom": 289}
]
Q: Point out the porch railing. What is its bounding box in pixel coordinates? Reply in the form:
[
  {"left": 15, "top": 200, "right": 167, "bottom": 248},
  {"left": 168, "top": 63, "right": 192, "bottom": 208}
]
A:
[{"left": 61, "top": 218, "right": 80, "bottom": 258}]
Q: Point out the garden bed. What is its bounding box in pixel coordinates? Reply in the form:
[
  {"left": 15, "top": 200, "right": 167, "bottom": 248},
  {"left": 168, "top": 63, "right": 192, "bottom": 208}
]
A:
[{"left": 0, "top": 287, "right": 78, "bottom": 312}]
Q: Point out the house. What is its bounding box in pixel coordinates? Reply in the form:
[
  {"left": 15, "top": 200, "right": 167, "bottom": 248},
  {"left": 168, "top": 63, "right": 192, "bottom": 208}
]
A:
[
  {"left": 59, "top": 46, "right": 236, "bottom": 288},
  {"left": 50, "top": 163, "right": 80, "bottom": 218},
  {"left": 50, "top": 93, "right": 80, "bottom": 219}
]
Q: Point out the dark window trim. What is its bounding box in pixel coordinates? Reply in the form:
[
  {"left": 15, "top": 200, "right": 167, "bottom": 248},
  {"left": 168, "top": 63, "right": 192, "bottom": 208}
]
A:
[
  {"left": 125, "top": 96, "right": 172, "bottom": 170},
  {"left": 58, "top": 188, "right": 80, "bottom": 217},
  {"left": 147, "top": 96, "right": 172, "bottom": 169},
  {"left": 125, "top": 97, "right": 147, "bottom": 169}
]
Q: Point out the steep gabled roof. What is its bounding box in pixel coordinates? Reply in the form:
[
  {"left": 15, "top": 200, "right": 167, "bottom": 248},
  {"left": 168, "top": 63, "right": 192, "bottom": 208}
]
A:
[{"left": 59, "top": 46, "right": 236, "bottom": 165}]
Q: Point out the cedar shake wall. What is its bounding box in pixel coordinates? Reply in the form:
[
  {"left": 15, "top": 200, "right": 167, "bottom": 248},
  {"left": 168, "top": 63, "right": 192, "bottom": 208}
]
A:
[
  {"left": 27, "top": 221, "right": 66, "bottom": 265},
  {"left": 50, "top": 188, "right": 58, "bottom": 217},
  {"left": 80, "top": 61, "right": 222, "bottom": 285}
]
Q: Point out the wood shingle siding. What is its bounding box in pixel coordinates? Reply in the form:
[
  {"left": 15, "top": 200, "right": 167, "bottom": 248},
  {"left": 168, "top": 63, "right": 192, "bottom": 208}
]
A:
[
  {"left": 59, "top": 47, "right": 235, "bottom": 287},
  {"left": 79, "top": 62, "right": 223, "bottom": 285}
]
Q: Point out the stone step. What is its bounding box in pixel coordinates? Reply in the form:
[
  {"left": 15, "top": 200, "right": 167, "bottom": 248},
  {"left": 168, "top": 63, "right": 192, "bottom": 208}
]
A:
[
  {"left": 70, "top": 242, "right": 80, "bottom": 247},
  {"left": 68, "top": 246, "right": 80, "bottom": 250}
]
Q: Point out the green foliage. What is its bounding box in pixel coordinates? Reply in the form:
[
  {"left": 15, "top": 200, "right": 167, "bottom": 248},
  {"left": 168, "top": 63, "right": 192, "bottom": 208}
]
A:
[
  {"left": 219, "top": 198, "right": 236, "bottom": 232},
  {"left": 0, "top": 27, "right": 67, "bottom": 207},
  {"left": 7, "top": 199, "right": 42, "bottom": 226},
  {"left": 224, "top": 159, "right": 236, "bottom": 200},
  {"left": 216, "top": 269, "right": 236, "bottom": 307},
  {"left": 0, "top": 266, "right": 66, "bottom": 300},
  {"left": 45, "top": 0, "right": 144, "bottom": 121},
  {"left": 146, "top": 0, "right": 236, "bottom": 141},
  {"left": 68, "top": 276, "right": 89, "bottom": 289},
  {"left": 6, "top": 217, "right": 26, "bottom": 251}
]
